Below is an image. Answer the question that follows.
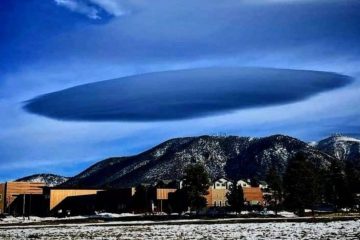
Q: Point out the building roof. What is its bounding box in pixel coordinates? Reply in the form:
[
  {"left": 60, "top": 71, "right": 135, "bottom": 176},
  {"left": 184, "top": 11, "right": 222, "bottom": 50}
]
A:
[
  {"left": 258, "top": 181, "right": 268, "bottom": 185},
  {"left": 43, "top": 186, "right": 103, "bottom": 190},
  {"left": 213, "top": 177, "right": 231, "bottom": 182},
  {"left": 237, "top": 179, "right": 250, "bottom": 183}
]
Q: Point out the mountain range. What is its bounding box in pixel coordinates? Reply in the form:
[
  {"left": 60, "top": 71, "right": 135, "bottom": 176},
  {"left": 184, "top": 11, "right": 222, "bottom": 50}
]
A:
[
  {"left": 60, "top": 134, "right": 360, "bottom": 188},
  {"left": 16, "top": 135, "right": 359, "bottom": 188},
  {"left": 16, "top": 173, "right": 69, "bottom": 187}
]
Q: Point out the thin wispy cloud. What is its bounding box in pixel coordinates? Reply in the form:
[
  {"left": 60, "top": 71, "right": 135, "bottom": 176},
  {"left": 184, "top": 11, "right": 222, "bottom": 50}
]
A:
[
  {"left": 54, "top": 0, "right": 128, "bottom": 19},
  {"left": 243, "top": 0, "right": 338, "bottom": 4},
  {"left": 89, "top": 0, "right": 128, "bottom": 17},
  {"left": 54, "top": 0, "right": 101, "bottom": 19}
]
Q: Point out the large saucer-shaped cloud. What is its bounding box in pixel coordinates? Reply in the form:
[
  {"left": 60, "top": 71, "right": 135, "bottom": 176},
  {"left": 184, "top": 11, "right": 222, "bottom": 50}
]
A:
[{"left": 24, "top": 67, "right": 352, "bottom": 121}]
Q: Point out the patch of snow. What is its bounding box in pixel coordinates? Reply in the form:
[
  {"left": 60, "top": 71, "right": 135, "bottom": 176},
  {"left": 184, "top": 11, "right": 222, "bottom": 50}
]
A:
[
  {"left": 0, "top": 212, "right": 140, "bottom": 224},
  {"left": 16, "top": 174, "right": 69, "bottom": 187},
  {"left": 0, "top": 220, "right": 359, "bottom": 239},
  {"left": 94, "top": 212, "right": 140, "bottom": 218},
  {"left": 0, "top": 215, "right": 86, "bottom": 223},
  {"left": 278, "top": 211, "right": 297, "bottom": 218},
  {"left": 336, "top": 136, "right": 360, "bottom": 143}
]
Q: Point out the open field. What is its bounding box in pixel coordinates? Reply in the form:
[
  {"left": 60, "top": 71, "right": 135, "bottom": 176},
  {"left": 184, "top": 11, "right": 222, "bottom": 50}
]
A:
[{"left": 0, "top": 219, "right": 359, "bottom": 239}]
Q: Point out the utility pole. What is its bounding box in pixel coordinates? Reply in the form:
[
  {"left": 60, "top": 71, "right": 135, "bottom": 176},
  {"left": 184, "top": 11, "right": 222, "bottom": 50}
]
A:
[
  {"left": 22, "top": 194, "right": 25, "bottom": 221},
  {"left": 28, "top": 194, "right": 31, "bottom": 220}
]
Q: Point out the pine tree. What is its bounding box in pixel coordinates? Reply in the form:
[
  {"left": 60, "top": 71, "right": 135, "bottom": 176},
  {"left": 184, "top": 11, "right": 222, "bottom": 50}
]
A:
[
  {"left": 226, "top": 181, "right": 244, "bottom": 214},
  {"left": 266, "top": 166, "right": 283, "bottom": 215},
  {"left": 325, "top": 160, "right": 352, "bottom": 210},
  {"left": 182, "top": 163, "right": 210, "bottom": 213},
  {"left": 345, "top": 162, "right": 360, "bottom": 208},
  {"left": 168, "top": 188, "right": 189, "bottom": 214},
  {"left": 284, "top": 152, "right": 321, "bottom": 216}
]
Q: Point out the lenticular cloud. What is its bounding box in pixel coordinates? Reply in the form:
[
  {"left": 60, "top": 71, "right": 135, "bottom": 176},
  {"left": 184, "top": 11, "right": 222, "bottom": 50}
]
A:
[{"left": 23, "top": 67, "right": 353, "bottom": 121}]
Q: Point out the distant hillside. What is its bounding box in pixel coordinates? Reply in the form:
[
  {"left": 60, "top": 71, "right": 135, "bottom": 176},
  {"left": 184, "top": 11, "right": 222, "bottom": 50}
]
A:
[
  {"left": 16, "top": 173, "right": 69, "bottom": 187},
  {"left": 315, "top": 135, "right": 360, "bottom": 164},
  {"left": 63, "top": 134, "right": 336, "bottom": 188}
]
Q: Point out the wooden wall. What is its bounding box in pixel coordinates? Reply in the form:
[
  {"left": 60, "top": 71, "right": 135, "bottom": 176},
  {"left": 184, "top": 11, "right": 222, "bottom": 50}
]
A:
[
  {"left": 243, "top": 187, "right": 264, "bottom": 205},
  {"left": 5, "top": 182, "right": 45, "bottom": 210},
  {"left": 206, "top": 188, "right": 228, "bottom": 207},
  {"left": 156, "top": 188, "right": 176, "bottom": 200},
  {"left": 206, "top": 187, "right": 264, "bottom": 207},
  {"left": 49, "top": 189, "right": 101, "bottom": 211},
  {"left": 0, "top": 183, "right": 5, "bottom": 214}
]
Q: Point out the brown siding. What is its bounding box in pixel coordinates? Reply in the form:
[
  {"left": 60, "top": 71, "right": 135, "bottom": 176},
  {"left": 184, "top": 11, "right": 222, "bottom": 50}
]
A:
[
  {"left": 156, "top": 188, "right": 177, "bottom": 200},
  {"left": 49, "top": 189, "right": 101, "bottom": 211},
  {"left": 0, "top": 183, "right": 5, "bottom": 214},
  {"left": 243, "top": 187, "right": 264, "bottom": 205},
  {"left": 206, "top": 188, "right": 228, "bottom": 207},
  {"left": 5, "top": 182, "right": 45, "bottom": 210}
]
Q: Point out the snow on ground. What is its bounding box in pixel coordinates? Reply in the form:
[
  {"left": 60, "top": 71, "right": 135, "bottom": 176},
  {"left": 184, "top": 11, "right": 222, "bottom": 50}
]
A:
[
  {"left": 278, "top": 211, "right": 297, "bottom": 218},
  {"left": 0, "top": 211, "right": 295, "bottom": 224},
  {"left": 93, "top": 212, "right": 141, "bottom": 218},
  {"left": 0, "top": 220, "right": 359, "bottom": 239},
  {"left": 0, "top": 215, "right": 84, "bottom": 223},
  {"left": 0, "top": 212, "right": 140, "bottom": 224}
]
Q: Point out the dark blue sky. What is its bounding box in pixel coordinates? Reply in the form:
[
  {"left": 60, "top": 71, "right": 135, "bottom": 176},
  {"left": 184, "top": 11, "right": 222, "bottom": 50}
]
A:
[{"left": 1, "top": 0, "right": 360, "bottom": 181}]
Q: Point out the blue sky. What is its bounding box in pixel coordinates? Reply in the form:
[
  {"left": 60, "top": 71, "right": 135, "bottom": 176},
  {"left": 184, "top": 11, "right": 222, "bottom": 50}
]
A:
[{"left": 1, "top": 0, "right": 360, "bottom": 181}]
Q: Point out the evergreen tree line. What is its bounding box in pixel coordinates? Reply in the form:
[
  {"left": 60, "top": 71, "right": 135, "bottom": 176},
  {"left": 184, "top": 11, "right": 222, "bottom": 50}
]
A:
[
  {"left": 267, "top": 152, "right": 360, "bottom": 216},
  {"left": 170, "top": 153, "right": 360, "bottom": 216},
  {"left": 132, "top": 153, "right": 360, "bottom": 215}
]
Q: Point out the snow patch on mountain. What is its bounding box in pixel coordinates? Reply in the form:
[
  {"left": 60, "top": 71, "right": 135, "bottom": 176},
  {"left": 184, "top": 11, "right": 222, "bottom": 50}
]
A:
[
  {"left": 336, "top": 136, "right": 360, "bottom": 143},
  {"left": 16, "top": 174, "right": 69, "bottom": 187},
  {"left": 315, "top": 135, "right": 360, "bottom": 163},
  {"left": 63, "top": 134, "right": 335, "bottom": 188}
]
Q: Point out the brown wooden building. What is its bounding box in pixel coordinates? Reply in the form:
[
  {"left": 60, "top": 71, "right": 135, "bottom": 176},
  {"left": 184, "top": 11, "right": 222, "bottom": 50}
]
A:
[
  {"left": 155, "top": 188, "right": 177, "bottom": 212},
  {"left": 206, "top": 178, "right": 265, "bottom": 207},
  {"left": 0, "top": 183, "right": 5, "bottom": 214},
  {"left": 156, "top": 188, "right": 177, "bottom": 200},
  {"left": 243, "top": 187, "right": 264, "bottom": 205},
  {"left": 0, "top": 182, "right": 45, "bottom": 215},
  {"left": 43, "top": 187, "right": 102, "bottom": 215},
  {"left": 206, "top": 188, "right": 228, "bottom": 207},
  {"left": 206, "top": 178, "right": 231, "bottom": 207}
]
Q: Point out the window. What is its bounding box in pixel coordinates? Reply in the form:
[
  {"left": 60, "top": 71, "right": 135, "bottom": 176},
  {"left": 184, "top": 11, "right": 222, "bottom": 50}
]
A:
[{"left": 0, "top": 193, "right": 2, "bottom": 201}]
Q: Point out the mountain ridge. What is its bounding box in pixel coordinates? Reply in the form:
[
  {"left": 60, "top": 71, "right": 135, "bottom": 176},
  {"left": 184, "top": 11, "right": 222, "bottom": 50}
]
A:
[
  {"left": 16, "top": 173, "right": 69, "bottom": 187},
  {"left": 63, "top": 134, "right": 341, "bottom": 188},
  {"left": 315, "top": 134, "right": 360, "bottom": 165}
]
